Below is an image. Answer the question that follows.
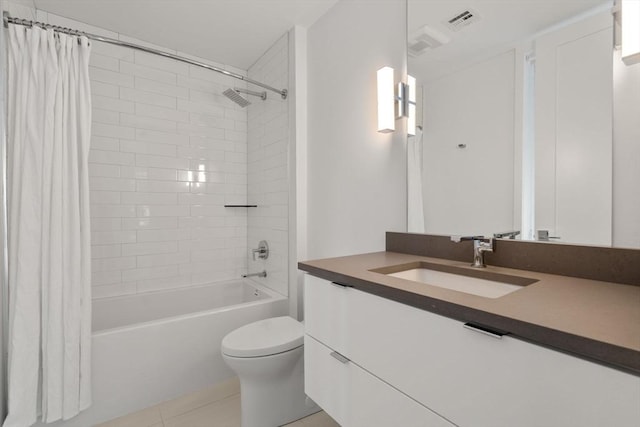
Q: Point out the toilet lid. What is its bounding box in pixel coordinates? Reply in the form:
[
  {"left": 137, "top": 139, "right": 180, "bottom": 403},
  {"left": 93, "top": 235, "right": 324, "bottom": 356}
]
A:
[{"left": 221, "top": 316, "right": 304, "bottom": 358}]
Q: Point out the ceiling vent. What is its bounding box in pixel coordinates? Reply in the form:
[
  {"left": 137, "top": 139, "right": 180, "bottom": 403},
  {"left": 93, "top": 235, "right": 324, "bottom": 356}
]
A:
[
  {"left": 408, "top": 25, "right": 451, "bottom": 57},
  {"left": 444, "top": 9, "right": 480, "bottom": 32}
]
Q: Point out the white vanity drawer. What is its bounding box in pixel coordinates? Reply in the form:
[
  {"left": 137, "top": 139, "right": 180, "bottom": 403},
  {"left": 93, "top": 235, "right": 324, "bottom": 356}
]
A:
[
  {"left": 304, "top": 334, "right": 454, "bottom": 427},
  {"left": 343, "top": 285, "right": 640, "bottom": 427},
  {"left": 304, "top": 274, "right": 349, "bottom": 353}
]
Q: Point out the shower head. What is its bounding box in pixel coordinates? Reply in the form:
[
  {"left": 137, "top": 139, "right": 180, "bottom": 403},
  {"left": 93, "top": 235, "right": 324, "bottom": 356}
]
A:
[
  {"left": 223, "top": 88, "right": 251, "bottom": 108},
  {"left": 222, "top": 87, "right": 268, "bottom": 108}
]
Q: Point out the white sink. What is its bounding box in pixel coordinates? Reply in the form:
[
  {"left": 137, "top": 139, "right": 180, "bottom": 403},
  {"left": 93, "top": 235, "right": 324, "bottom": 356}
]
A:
[{"left": 384, "top": 265, "right": 534, "bottom": 298}]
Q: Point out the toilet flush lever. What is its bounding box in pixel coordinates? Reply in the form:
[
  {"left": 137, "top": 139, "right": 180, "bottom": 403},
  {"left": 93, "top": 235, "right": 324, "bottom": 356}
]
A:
[{"left": 252, "top": 240, "right": 269, "bottom": 260}]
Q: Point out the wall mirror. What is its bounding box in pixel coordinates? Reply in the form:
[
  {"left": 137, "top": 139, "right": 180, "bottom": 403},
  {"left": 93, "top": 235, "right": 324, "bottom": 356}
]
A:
[{"left": 407, "top": 0, "right": 639, "bottom": 248}]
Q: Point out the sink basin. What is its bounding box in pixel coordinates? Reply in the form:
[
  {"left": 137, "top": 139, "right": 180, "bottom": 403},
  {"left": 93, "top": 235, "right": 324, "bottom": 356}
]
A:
[{"left": 372, "top": 262, "right": 538, "bottom": 298}]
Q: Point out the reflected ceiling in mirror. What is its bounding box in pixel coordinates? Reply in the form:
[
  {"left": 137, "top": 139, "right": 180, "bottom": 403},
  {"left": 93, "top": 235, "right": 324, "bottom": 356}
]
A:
[{"left": 409, "top": 0, "right": 608, "bottom": 82}]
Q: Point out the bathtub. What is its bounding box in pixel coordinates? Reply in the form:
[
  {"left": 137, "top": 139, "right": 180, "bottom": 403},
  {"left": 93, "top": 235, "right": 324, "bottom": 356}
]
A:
[{"left": 36, "top": 279, "right": 288, "bottom": 427}]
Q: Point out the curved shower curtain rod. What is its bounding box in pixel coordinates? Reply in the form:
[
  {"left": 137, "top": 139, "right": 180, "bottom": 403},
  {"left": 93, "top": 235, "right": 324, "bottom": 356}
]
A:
[{"left": 2, "top": 12, "right": 289, "bottom": 100}]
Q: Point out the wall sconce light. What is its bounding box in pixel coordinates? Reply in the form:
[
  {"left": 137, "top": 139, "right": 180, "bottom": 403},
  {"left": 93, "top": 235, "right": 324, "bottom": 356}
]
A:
[
  {"left": 377, "top": 67, "right": 417, "bottom": 134},
  {"left": 377, "top": 67, "right": 396, "bottom": 133},
  {"left": 622, "top": 0, "right": 640, "bottom": 65}
]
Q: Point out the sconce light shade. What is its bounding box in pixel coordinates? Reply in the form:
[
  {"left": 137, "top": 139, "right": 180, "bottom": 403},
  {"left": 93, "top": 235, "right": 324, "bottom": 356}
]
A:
[
  {"left": 407, "top": 75, "right": 417, "bottom": 136},
  {"left": 377, "top": 67, "right": 395, "bottom": 133},
  {"left": 622, "top": 0, "right": 640, "bottom": 65}
]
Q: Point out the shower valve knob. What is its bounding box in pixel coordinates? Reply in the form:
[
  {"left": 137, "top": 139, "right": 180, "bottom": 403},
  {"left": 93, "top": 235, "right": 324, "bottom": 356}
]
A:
[{"left": 252, "top": 240, "right": 269, "bottom": 261}]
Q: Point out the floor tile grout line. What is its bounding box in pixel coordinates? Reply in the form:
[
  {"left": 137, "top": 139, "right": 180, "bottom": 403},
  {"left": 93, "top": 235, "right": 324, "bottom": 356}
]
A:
[
  {"left": 160, "top": 392, "right": 242, "bottom": 423},
  {"left": 157, "top": 380, "right": 240, "bottom": 422}
]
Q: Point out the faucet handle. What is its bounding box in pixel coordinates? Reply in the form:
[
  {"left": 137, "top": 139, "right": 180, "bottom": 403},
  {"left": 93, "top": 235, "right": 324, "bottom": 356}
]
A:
[
  {"left": 478, "top": 237, "right": 495, "bottom": 251},
  {"left": 493, "top": 230, "right": 521, "bottom": 239},
  {"left": 251, "top": 240, "right": 269, "bottom": 260},
  {"left": 537, "top": 230, "right": 561, "bottom": 241},
  {"left": 451, "top": 235, "right": 485, "bottom": 243}
]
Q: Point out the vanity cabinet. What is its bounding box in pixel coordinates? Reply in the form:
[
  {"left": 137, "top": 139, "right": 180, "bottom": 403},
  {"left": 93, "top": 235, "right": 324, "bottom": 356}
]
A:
[
  {"left": 304, "top": 274, "right": 640, "bottom": 427},
  {"left": 305, "top": 335, "right": 453, "bottom": 427}
]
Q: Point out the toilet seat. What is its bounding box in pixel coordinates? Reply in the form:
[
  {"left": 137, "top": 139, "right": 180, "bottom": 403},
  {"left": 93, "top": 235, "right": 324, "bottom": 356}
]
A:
[{"left": 221, "top": 316, "right": 303, "bottom": 358}]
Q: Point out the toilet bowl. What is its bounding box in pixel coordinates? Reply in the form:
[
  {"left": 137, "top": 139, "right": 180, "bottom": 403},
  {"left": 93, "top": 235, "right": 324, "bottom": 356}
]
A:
[{"left": 221, "top": 316, "right": 320, "bottom": 427}]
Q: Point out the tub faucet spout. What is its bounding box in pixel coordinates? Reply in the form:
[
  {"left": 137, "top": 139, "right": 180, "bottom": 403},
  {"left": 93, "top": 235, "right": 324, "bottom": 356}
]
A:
[{"left": 242, "top": 270, "right": 267, "bottom": 278}]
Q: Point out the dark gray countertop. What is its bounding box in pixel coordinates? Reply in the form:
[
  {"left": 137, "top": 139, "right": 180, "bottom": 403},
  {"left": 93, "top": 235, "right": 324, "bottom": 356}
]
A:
[{"left": 299, "top": 251, "right": 640, "bottom": 375}]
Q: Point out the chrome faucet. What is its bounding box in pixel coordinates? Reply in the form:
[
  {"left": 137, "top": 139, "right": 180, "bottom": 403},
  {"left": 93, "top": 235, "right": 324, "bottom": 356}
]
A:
[{"left": 451, "top": 235, "right": 495, "bottom": 268}]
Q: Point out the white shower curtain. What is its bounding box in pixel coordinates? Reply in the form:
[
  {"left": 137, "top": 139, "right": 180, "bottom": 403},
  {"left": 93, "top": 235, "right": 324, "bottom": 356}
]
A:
[
  {"left": 4, "top": 25, "right": 92, "bottom": 426},
  {"left": 407, "top": 127, "right": 425, "bottom": 233}
]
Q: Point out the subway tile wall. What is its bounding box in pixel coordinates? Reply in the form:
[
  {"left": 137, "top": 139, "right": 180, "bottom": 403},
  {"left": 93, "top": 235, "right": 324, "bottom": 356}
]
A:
[
  {"left": 88, "top": 40, "right": 251, "bottom": 299},
  {"left": 247, "top": 34, "right": 290, "bottom": 297},
  {"left": 3, "top": 2, "right": 291, "bottom": 299}
]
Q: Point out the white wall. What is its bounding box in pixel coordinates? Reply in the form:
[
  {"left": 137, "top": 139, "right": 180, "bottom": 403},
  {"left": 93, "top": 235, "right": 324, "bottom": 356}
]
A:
[
  {"left": 0, "top": 0, "right": 6, "bottom": 420},
  {"left": 291, "top": 25, "right": 308, "bottom": 319},
  {"left": 306, "top": 0, "right": 407, "bottom": 259},
  {"left": 613, "top": 50, "right": 640, "bottom": 249},
  {"left": 247, "top": 33, "right": 291, "bottom": 296},
  {"left": 421, "top": 50, "right": 516, "bottom": 237}
]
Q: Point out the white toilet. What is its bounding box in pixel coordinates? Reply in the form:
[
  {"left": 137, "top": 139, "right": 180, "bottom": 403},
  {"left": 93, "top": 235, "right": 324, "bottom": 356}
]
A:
[{"left": 221, "top": 316, "right": 320, "bottom": 427}]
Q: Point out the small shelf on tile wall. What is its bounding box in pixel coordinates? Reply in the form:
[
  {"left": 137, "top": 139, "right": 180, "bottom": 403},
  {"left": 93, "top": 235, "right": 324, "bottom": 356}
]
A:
[{"left": 224, "top": 205, "right": 258, "bottom": 208}]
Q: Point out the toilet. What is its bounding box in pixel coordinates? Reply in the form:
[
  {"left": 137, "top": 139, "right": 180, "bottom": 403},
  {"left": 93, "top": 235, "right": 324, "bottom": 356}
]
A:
[{"left": 221, "top": 316, "right": 320, "bottom": 427}]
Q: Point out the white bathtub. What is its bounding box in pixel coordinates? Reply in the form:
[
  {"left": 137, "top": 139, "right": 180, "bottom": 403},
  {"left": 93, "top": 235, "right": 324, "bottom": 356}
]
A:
[{"left": 36, "top": 279, "right": 288, "bottom": 427}]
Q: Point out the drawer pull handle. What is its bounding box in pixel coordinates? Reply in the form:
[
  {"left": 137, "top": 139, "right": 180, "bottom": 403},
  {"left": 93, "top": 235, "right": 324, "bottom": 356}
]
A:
[
  {"left": 463, "top": 322, "right": 505, "bottom": 339},
  {"left": 331, "top": 281, "right": 352, "bottom": 288},
  {"left": 330, "top": 351, "right": 350, "bottom": 363}
]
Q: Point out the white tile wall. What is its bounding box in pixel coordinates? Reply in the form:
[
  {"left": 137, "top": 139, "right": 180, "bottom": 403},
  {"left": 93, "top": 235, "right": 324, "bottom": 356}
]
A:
[
  {"left": 3, "top": 2, "right": 291, "bottom": 300},
  {"left": 247, "top": 33, "right": 290, "bottom": 296},
  {"left": 82, "top": 26, "right": 252, "bottom": 299}
]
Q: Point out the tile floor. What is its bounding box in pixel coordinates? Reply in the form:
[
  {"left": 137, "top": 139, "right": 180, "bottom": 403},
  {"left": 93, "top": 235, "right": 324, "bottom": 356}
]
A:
[{"left": 96, "top": 377, "right": 340, "bottom": 427}]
